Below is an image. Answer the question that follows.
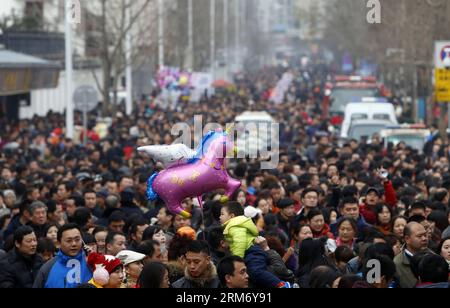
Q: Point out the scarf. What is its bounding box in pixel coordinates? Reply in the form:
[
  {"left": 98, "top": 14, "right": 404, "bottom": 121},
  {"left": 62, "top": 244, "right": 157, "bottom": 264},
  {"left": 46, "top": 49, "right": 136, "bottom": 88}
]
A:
[
  {"left": 312, "top": 224, "right": 334, "bottom": 239},
  {"left": 88, "top": 278, "right": 103, "bottom": 288},
  {"left": 336, "top": 237, "right": 355, "bottom": 250},
  {"left": 376, "top": 224, "right": 391, "bottom": 236},
  {"left": 45, "top": 250, "right": 92, "bottom": 288}
]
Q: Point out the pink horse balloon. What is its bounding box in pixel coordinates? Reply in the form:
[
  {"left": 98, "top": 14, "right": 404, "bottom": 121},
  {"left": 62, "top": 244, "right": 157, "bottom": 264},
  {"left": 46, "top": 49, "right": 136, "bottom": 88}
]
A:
[{"left": 146, "top": 128, "right": 241, "bottom": 218}]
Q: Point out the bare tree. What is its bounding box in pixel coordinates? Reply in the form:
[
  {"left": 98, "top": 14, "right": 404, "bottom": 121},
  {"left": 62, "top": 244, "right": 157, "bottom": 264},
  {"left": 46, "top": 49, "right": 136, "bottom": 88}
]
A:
[
  {"left": 84, "top": 0, "right": 154, "bottom": 114},
  {"left": 321, "top": 0, "right": 450, "bottom": 124}
]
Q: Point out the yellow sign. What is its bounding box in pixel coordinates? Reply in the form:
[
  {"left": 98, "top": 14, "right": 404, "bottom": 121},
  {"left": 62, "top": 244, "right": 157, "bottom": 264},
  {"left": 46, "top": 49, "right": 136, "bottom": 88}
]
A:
[{"left": 435, "top": 69, "right": 450, "bottom": 102}]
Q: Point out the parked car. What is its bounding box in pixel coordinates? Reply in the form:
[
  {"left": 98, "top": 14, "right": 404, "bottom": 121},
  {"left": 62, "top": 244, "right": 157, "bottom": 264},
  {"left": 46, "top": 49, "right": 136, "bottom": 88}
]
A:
[
  {"left": 380, "top": 125, "right": 430, "bottom": 153},
  {"left": 347, "top": 119, "right": 394, "bottom": 143}
]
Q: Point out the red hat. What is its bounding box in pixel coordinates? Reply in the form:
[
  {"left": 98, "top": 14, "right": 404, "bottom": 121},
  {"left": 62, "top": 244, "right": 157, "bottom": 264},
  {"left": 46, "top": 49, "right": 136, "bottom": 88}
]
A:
[
  {"left": 53, "top": 128, "right": 63, "bottom": 136},
  {"left": 87, "top": 253, "right": 123, "bottom": 286}
]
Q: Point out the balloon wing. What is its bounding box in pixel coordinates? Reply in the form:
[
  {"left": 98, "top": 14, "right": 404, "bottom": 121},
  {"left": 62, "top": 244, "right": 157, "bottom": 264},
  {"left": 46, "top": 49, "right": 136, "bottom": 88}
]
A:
[{"left": 138, "top": 144, "right": 197, "bottom": 169}]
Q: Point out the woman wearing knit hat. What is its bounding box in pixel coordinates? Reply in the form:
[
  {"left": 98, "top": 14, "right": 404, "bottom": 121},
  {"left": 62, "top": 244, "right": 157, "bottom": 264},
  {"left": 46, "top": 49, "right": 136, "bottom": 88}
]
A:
[{"left": 87, "top": 253, "right": 124, "bottom": 288}]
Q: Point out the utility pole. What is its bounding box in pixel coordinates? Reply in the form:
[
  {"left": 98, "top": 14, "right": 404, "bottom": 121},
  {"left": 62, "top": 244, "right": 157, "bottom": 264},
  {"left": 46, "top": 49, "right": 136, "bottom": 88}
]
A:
[
  {"left": 125, "top": 0, "right": 133, "bottom": 115},
  {"left": 240, "top": 0, "right": 246, "bottom": 60},
  {"left": 210, "top": 0, "right": 216, "bottom": 78},
  {"left": 413, "top": 65, "right": 418, "bottom": 123},
  {"left": 64, "top": 0, "right": 74, "bottom": 139},
  {"left": 234, "top": 0, "right": 240, "bottom": 71},
  {"left": 223, "top": 0, "right": 229, "bottom": 80},
  {"left": 158, "top": 0, "right": 164, "bottom": 68},
  {"left": 188, "top": 0, "right": 194, "bottom": 70}
]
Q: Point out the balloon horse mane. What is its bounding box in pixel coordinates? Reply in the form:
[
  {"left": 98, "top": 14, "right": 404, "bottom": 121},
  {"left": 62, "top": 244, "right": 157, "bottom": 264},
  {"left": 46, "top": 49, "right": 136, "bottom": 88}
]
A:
[{"left": 138, "top": 128, "right": 241, "bottom": 218}]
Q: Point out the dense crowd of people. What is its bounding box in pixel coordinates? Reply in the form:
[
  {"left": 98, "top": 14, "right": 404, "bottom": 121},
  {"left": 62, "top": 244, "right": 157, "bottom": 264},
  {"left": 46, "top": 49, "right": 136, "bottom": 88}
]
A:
[{"left": 0, "top": 61, "right": 449, "bottom": 288}]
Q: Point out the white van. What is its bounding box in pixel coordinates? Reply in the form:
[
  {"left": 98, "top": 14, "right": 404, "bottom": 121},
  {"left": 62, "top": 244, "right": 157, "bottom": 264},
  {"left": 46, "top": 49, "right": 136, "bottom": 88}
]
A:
[
  {"left": 235, "top": 111, "right": 275, "bottom": 124},
  {"left": 340, "top": 101, "right": 398, "bottom": 140},
  {"left": 234, "top": 111, "right": 276, "bottom": 155}
]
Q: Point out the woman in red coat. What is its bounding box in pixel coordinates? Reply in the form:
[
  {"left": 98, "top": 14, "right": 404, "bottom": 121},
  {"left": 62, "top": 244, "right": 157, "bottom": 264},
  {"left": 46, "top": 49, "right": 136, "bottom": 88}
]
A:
[{"left": 307, "top": 208, "right": 335, "bottom": 240}]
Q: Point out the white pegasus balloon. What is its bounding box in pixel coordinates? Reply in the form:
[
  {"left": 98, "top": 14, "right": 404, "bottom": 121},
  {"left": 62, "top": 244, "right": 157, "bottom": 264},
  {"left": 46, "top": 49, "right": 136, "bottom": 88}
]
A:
[{"left": 137, "top": 144, "right": 197, "bottom": 169}]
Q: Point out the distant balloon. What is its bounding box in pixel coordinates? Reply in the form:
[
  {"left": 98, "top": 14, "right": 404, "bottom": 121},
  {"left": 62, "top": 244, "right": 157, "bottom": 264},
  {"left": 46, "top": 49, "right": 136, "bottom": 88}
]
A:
[{"left": 179, "top": 75, "right": 189, "bottom": 86}]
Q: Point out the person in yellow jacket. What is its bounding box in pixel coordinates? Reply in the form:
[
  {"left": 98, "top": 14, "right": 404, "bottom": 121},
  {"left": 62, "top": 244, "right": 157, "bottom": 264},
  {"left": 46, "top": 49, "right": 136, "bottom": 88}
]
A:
[
  {"left": 220, "top": 202, "right": 259, "bottom": 258},
  {"left": 220, "top": 202, "right": 293, "bottom": 288}
]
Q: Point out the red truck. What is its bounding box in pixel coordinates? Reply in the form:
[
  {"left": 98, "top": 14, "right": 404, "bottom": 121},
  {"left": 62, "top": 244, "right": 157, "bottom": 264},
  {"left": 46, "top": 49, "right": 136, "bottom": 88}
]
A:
[{"left": 324, "top": 75, "right": 389, "bottom": 126}]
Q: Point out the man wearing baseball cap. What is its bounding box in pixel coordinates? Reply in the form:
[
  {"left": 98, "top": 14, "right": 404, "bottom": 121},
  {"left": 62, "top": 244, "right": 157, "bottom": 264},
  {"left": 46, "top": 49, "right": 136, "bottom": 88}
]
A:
[
  {"left": 359, "top": 187, "right": 383, "bottom": 225},
  {"left": 359, "top": 169, "right": 398, "bottom": 225},
  {"left": 116, "top": 250, "right": 146, "bottom": 288}
]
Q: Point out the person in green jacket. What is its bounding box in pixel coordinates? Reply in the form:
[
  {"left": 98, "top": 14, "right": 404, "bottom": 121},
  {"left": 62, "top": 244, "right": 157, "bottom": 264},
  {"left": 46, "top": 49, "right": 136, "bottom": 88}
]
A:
[
  {"left": 220, "top": 202, "right": 259, "bottom": 258},
  {"left": 220, "top": 202, "right": 292, "bottom": 288}
]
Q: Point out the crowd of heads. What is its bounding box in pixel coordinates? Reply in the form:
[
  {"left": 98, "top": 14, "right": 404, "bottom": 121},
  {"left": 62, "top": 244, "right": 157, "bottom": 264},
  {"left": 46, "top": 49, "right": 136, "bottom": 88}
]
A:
[{"left": 0, "top": 61, "right": 449, "bottom": 288}]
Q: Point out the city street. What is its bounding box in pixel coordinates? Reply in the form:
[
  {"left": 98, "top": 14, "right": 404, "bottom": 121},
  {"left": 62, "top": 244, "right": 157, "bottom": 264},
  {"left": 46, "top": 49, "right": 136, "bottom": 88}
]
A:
[{"left": 0, "top": 0, "right": 449, "bottom": 292}]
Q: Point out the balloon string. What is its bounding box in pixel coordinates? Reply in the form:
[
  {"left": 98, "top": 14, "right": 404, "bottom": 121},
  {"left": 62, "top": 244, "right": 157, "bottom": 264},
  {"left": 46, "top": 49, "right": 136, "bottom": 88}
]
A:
[
  {"left": 197, "top": 196, "right": 203, "bottom": 210},
  {"left": 197, "top": 196, "right": 206, "bottom": 241}
]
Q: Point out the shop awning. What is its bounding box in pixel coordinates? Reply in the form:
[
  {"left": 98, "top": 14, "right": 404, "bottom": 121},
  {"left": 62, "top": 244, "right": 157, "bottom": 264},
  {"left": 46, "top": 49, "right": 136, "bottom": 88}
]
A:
[{"left": 0, "top": 49, "right": 61, "bottom": 96}]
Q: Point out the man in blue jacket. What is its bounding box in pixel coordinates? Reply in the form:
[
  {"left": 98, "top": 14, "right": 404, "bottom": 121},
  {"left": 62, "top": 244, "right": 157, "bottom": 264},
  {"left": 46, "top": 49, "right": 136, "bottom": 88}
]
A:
[
  {"left": 33, "top": 224, "right": 92, "bottom": 288},
  {"left": 244, "top": 236, "right": 292, "bottom": 288}
]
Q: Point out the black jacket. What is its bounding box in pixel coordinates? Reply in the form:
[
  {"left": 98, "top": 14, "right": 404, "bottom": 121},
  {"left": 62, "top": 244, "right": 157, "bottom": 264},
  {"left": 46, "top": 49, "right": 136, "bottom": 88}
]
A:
[
  {"left": 276, "top": 213, "right": 293, "bottom": 243},
  {"left": 0, "top": 248, "right": 44, "bottom": 288},
  {"left": 121, "top": 204, "right": 144, "bottom": 218},
  {"left": 210, "top": 249, "right": 227, "bottom": 266},
  {"left": 266, "top": 250, "right": 295, "bottom": 282},
  {"left": 28, "top": 222, "right": 50, "bottom": 239},
  {"left": 96, "top": 208, "right": 124, "bottom": 227}
]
